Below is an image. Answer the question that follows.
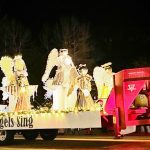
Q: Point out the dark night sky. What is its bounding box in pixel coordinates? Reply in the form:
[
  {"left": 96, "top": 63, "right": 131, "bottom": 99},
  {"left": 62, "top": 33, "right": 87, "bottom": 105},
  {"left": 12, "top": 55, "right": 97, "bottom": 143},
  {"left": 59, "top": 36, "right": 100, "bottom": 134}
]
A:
[
  {"left": 1, "top": 1, "right": 149, "bottom": 26},
  {"left": 0, "top": 0, "right": 150, "bottom": 71}
]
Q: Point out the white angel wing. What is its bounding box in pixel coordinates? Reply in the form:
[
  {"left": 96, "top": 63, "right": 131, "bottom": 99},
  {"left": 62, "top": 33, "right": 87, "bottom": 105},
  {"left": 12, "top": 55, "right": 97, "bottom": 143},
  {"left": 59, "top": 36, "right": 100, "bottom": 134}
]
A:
[
  {"left": 93, "top": 66, "right": 106, "bottom": 86},
  {"left": 93, "top": 66, "right": 114, "bottom": 99},
  {"left": 0, "top": 56, "right": 14, "bottom": 80},
  {"left": 93, "top": 66, "right": 106, "bottom": 99},
  {"left": 42, "top": 48, "right": 59, "bottom": 82}
]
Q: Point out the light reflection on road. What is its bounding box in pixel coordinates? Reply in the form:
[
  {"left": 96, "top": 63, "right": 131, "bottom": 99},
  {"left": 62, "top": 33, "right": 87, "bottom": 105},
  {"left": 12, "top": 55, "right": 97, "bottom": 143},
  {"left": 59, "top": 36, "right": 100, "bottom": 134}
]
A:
[{"left": 0, "top": 135, "right": 150, "bottom": 150}]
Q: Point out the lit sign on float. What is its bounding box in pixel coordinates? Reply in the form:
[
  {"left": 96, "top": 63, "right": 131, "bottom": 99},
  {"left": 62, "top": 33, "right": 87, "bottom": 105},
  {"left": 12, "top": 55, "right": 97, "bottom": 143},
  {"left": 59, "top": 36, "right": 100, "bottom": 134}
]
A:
[{"left": 0, "top": 115, "right": 33, "bottom": 129}]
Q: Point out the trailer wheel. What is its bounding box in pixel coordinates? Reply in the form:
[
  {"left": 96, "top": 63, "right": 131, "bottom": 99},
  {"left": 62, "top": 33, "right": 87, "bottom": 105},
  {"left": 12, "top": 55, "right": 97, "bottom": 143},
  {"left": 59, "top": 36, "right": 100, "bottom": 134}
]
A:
[
  {"left": 22, "top": 130, "right": 39, "bottom": 140},
  {"left": 0, "top": 130, "right": 14, "bottom": 145},
  {"left": 40, "top": 129, "right": 58, "bottom": 141}
]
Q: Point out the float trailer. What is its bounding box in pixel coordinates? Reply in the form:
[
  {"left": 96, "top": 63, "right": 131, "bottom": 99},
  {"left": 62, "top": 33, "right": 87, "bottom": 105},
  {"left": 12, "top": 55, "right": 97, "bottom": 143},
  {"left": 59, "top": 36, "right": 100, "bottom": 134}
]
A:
[{"left": 0, "top": 67, "right": 150, "bottom": 145}]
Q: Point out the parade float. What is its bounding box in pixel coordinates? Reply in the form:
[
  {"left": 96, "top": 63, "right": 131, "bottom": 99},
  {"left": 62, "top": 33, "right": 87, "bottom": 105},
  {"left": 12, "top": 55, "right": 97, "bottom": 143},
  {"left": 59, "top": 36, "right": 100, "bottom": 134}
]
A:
[
  {"left": 0, "top": 50, "right": 101, "bottom": 145},
  {"left": 0, "top": 49, "right": 149, "bottom": 145}
]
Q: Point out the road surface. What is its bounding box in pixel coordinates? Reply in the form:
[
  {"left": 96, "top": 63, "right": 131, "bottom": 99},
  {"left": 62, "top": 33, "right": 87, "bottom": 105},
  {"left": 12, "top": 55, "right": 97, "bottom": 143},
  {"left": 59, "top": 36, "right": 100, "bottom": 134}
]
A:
[{"left": 0, "top": 134, "right": 150, "bottom": 150}]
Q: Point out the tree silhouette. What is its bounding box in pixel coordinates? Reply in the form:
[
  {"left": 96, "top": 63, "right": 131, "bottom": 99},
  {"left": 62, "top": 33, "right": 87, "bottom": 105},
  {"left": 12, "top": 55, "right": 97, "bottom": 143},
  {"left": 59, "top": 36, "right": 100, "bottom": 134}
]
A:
[
  {"left": 0, "top": 16, "right": 31, "bottom": 56},
  {"left": 40, "top": 17, "right": 96, "bottom": 72}
]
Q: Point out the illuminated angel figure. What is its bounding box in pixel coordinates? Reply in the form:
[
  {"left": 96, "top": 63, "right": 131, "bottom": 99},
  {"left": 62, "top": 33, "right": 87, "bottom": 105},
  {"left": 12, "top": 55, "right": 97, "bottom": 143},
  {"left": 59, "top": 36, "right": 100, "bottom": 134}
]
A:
[
  {"left": 14, "top": 54, "right": 29, "bottom": 86},
  {"left": 74, "top": 64, "right": 95, "bottom": 110},
  {"left": 0, "top": 54, "right": 38, "bottom": 112},
  {"left": 93, "top": 62, "right": 114, "bottom": 113},
  {"left": 0, "top": 56, "right": 17, "bottom": 111},
  {"left": 13, "top": 53, "right": 31, "bottom": 111},
  {"left": 42, "top": 48, "right": 78, "bottom": 111}
]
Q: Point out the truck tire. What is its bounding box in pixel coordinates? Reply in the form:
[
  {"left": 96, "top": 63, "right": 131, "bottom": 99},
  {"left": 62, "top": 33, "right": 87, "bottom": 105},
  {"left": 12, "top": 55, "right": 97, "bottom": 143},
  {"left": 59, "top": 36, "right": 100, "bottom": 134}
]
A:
[
  {"left": 22, "top": 130, "right": 39, "bottom": 140},
  {"left": 0, "top": 130, "right": 14, "bottom": 145},
  {"left": 40, "top": 129, "right": 58, "bottom": 141}
]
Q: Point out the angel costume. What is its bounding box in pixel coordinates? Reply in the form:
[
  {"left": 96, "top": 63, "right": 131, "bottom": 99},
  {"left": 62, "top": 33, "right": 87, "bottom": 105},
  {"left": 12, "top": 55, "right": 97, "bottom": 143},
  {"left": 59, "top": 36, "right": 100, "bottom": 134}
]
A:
[
  {"left": 42, "top": 48, "right": 78, "bottom": 111},
  {"left": 0, "top": 56, "right": 17, "bottom": 111},
  {"left": 0, "top": 54, "right": 36, "bottom": 112},
  {"left": 93, "top": 62, "right": 114, "bottom": 112},
  {"left": 13, "top": 54, "right": 31, "bottom": 111},
  {"left": 75, "top": 65, "right": 95, "bottom": 110}
]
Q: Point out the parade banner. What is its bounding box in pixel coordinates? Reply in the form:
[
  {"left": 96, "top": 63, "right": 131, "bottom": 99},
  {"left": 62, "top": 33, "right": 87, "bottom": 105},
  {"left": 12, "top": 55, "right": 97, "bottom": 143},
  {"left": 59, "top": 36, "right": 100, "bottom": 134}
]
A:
[{"left": 0, "top": 111, "right": 101, "bottom": 130}]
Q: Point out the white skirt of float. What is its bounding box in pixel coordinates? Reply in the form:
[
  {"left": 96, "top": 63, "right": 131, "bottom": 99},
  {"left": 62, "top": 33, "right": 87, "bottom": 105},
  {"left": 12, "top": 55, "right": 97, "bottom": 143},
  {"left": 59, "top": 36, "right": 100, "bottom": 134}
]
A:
[
  {"left": 52, "top": 85, "right": 66, "bottom": 110},
  {"left": 66, "top": 89, "right": 77, "bottom": 110},
  {"left": 8, "top": 95, "right": 17, "bottom": 112}
]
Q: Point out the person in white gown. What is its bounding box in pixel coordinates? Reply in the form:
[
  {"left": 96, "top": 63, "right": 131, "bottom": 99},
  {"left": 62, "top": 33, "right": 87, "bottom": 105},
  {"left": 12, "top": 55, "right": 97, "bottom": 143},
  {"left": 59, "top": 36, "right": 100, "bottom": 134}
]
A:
[
  {"left": 93, "top": 62, "right": 114, "bottom": 113},
  {"left": 42, "top": 48, "right": 78, "bottom": 111}
]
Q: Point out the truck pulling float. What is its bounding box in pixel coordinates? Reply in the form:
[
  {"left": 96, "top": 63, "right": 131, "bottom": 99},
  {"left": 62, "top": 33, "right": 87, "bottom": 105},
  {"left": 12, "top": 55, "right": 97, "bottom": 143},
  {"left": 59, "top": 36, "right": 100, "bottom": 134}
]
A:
[{"left": 0, "top": 48, "right": 150, "bottom": 145}]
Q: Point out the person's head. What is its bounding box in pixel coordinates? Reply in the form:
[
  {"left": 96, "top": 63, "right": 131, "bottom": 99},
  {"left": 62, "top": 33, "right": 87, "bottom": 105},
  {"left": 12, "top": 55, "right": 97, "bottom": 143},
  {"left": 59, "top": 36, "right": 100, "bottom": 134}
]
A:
[
  {"left": 105, "top": 66, "right": 112, "bottom": 73},
  {"left": 79, "top": 64, "right": 88, "bottom": 75},
  {"left": 14, "top": 52, "right": 22, "bottom": 60},
  {"left": 101, "top": 62, "right": 112, "bottom": 73},
  {"left": 59, "top": 49, "right": 68, "bottom": 56}
]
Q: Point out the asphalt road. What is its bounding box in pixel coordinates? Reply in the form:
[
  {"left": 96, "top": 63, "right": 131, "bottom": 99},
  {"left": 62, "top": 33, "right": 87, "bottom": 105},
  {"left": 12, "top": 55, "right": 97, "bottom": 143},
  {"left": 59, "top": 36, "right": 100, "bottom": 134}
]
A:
[{"left": 0, "top": 135, "right": 150, "bottom": 150}]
